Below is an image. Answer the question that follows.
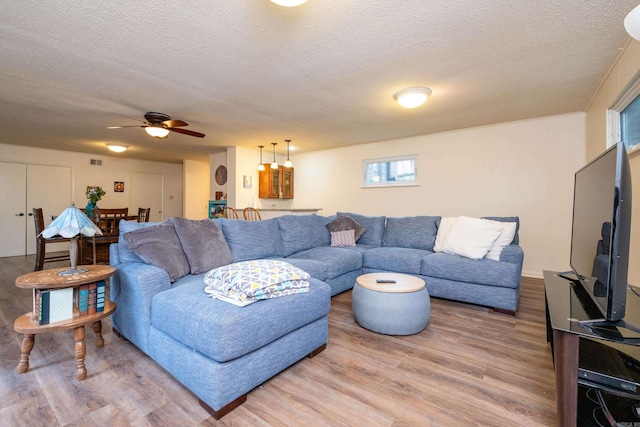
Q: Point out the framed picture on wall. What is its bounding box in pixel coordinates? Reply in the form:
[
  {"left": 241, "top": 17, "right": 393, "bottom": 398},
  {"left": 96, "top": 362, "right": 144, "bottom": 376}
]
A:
[
  {"left": 243, "top": 175, "right": 252, "bottom": 189},
  {"left": 114, "top": 181, "right": 124, "bottom": 192}
]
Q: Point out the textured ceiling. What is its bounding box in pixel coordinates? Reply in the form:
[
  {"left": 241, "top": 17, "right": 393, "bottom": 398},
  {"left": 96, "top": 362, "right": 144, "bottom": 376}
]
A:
[{"left": 0, "top": 1, "right": 637, "bottom": 163}]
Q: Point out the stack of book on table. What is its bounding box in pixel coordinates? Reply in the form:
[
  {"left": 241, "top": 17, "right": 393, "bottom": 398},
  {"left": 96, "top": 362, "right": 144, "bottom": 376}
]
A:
[{"left": 34, "top": 280, "right": 106, "bottom": 325}]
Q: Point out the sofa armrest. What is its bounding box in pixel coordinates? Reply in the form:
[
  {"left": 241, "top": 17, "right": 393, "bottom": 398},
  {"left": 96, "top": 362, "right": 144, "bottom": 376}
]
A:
[
  {"left": 111, "top": 261, "right": 171, "bottom": 354},
  {"left": 500, "top": 244, "right": 524, "bottom": 265}
]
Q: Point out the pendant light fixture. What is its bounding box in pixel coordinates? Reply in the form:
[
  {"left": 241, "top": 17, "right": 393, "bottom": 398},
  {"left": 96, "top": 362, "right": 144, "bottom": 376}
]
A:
[
  {"left": 258, "top": 145, "right": 265, "bottom": 171},
  {"left": 271, "top": 142, "right": 279, "bottom": 169},
  {"left": 284, "top": 139, "right": 293, "bottom": 168}
]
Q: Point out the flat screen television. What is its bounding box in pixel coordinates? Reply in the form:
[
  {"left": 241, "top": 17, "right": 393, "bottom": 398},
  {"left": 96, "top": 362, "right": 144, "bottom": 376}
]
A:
[{"left": 570, "top": 141, "right": 632, "bottom": 322}]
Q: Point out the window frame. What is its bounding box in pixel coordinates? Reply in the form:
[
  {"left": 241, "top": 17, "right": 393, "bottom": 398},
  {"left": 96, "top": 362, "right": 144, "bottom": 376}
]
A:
[
  {"left": 361, "top": 154, "right": 419, "bottom": 188},
  {"left": 606, "top": 69, "right": 640, "bottom": 157}
]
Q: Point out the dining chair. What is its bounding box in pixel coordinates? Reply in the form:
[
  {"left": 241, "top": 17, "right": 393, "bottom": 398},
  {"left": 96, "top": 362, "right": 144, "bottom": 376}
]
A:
[
  {"left": 32, "top": 208, "right": 71, "bottom": 271},
  {"left": 86, "top": 208, "right": 128, "bottom": 264},
  {"left": 243, "top": 207, "right": 261, "bottom": 221},
  {"left": 137, "top": 207, "right": 151, "bottom": 222},
  {"left": 222, "top": 207, "right": 239, "bottom": 219}
]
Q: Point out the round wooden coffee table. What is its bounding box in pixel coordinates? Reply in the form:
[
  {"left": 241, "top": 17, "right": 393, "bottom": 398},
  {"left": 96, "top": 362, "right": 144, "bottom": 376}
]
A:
[{"left": 352, "top": 272, "right": 430, "bottom": 335}]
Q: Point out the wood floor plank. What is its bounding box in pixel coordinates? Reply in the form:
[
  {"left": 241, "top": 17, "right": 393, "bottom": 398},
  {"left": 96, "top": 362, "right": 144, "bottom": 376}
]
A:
[{"left": 0, "top": 255, "right": 557, "bottom": 426}]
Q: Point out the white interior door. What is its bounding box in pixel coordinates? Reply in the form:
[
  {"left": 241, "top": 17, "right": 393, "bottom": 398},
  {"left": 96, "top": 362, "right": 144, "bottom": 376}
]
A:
[
  {"left": 26, "top": 165, "right": 72, "bottom": 254},
  {"left": 0, "top": 162, "right": 27, "bottom": 257},
  {"left": 130, "top": 172, "right": 163, "bottom": 222}
]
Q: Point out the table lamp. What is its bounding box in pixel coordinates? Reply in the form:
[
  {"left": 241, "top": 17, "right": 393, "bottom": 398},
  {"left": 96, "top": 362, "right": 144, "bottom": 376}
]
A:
[{"left": 40, "top": 203, "right": 103, "bottom": 276}]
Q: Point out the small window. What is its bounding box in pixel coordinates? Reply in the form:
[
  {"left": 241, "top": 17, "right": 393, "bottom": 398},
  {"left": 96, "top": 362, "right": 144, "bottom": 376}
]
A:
[
  {"left": 362, "top": 155, "right": 418, "bottom": 188},
  {"left": 621, "top": 95, "right": 640, "bottom": 150}
]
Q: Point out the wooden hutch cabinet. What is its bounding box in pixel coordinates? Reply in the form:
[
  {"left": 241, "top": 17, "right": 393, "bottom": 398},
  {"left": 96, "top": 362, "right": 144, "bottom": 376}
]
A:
[{"left": 259, "top": 165, "right": 294, "bottom": 199}]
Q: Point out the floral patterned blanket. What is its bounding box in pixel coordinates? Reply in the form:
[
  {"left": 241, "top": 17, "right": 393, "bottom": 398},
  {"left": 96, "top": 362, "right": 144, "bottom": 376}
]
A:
[{"left": 204, "top": 259, "right": 310, "bottom": 307}]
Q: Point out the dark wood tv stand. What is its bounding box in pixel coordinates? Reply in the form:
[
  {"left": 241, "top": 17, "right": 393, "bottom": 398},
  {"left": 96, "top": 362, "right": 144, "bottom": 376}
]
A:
[{"left": 544, "top": 270, "right": 640, "bottom": 426}]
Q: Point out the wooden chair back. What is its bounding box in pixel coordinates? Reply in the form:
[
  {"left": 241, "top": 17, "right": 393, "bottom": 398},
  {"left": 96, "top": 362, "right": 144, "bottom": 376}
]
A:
[
  {"left": 243, "top": 207, "right": 261, "bottom": 221},
  {"left": 32, "top": 208, "right": 71, "bottom": 271},
  {"left": 222, "top": 207, "right": 239, "bottom": 219},
  {"left": 92, "top": 208, "right": 129, "bottom": 236},
  {"left": 137, "top": 207, "right": 151, "bottom": 222}
]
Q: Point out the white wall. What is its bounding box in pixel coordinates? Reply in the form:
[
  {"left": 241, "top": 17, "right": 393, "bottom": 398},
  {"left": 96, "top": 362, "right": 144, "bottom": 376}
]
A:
[
  {"left": 183, "top": 158, "right": 210, "bottom": 219},
  {"left": 585, "top": 38, "right": 640, "bottom": 286},
  {"left": 0, "top": 143, "right": 184, "bottom": 218},
  {"left": 292, "top": 113, "right": 586, "bottom": 278}
]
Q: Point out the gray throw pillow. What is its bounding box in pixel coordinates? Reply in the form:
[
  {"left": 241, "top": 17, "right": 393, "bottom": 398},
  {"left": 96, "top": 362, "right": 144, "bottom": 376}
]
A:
[
  {"left": 123, "top": 223, "right": 190, "bottom": 283},
  {"left": 171, "top": 217, "right": 233, "bottom": 274},
  {"left": 326, "top": 216, "right": 366, "bottom": 241}
]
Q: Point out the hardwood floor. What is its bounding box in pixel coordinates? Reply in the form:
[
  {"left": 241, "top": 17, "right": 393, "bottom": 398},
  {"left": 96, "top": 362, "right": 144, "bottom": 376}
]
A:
[{"left": 0, "top": 255, "right": 557, "bottom": 426}]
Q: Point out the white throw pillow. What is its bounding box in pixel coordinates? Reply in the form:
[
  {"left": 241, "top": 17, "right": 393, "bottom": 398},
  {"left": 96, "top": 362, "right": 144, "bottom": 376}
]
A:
[
  {"left": 433, "top": 216, "right": 458, "bottom": 252},
  {"left": 485, "top": 220, "right": 517, "bottom": 261},
  {"left": 440, "top": 216, "right": 504, "bottom": 260}
]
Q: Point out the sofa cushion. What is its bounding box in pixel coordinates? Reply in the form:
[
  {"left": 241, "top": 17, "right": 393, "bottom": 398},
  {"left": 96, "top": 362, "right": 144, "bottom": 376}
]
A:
[
  {"left": 337, "top": 212, "right": 385, "bottom": 246},
  {"left": 270, "top": 257, "right": 330, "bottom": 281},
  {"left": 363, "top": 247, "right": 432, "bottom": 275},
  {"left": 118, "top": 220, "right": 160, "bottom": 263},
  {"left": 421, "top": 252, "right": 521, "bottom": 288},
  {"left": 287, "top": 246, "right": 363, "bottom": 279},
  {"left": 150, "top": 277, "right": 331, "bottom": 362},
  {"left": 123, "top": 223, "right": 191, "bottom": 282},
  {"left": 172, "top": 217, "right": 233, "bottom": 274},
  {"left": 276, "top": 215, "right": 329, "bottom": 257},
  {"left": 440, "top": 216, "right": 503, "bottom": 260},
  {"left": 382, "top": 216, "right": 440, "bottom": 251},
  {"left": 326, "top": 216, "right": 366, "bottom": 241},
  {"left": 221, "top": 217, "right": 284, "bottom": 261}
]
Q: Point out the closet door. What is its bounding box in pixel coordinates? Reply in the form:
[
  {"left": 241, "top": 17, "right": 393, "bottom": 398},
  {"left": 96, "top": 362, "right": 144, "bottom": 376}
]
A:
[
  {"left": 26, "top": 165, "right": 72, "bottom": 254},
  {"left": 0, "top": 162, "right": 27, "bottom": 257}
]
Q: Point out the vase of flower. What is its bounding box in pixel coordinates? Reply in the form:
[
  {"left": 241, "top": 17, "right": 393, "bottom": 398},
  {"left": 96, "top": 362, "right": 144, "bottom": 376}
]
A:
[{"left": 85, "top": 185, "right": 105, "bottom": 218}]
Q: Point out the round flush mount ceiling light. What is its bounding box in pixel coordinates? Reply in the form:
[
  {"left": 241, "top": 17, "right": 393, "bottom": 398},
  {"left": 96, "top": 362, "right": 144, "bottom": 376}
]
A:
[
  {"left": 107, "top": 144, "right": 128, "bottom": 153},
  {"left": 393, "top": 86, "right": 432, "bottom": 108},
  {"left": 625, "top": 5, "right": 640, "bottom": 40},
  {"left": 270, "top": 0, "right": 307, "bottom": 6}
]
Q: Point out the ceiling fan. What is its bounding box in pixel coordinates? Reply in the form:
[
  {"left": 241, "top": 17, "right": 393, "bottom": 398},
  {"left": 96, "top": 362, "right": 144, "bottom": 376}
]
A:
[{"left": 108, "top": 112, "right": 205, "bottom": 139}]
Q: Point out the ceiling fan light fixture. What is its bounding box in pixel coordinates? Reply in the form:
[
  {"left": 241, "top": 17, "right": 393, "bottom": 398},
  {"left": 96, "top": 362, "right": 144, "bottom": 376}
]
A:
[
  {"left": 625, "top": 5, "right": 640, "bottom": 40},
  {"left": 394, "top": 86, "right": 432, "bottom": 108},
  {"left": 107, "top": 144, "right": 128, "bottom": 153},
  {"left": 145, "top": 126, "right": 170, "bottom": 138},
  {"left": 270, "top": 0, "right": 307, "bottom": 6}
]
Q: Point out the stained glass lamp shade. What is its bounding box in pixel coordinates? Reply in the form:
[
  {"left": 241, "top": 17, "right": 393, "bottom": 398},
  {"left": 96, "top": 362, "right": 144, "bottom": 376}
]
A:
[{"left": 41, "top": 203, "right": 103, "bottom": 275}]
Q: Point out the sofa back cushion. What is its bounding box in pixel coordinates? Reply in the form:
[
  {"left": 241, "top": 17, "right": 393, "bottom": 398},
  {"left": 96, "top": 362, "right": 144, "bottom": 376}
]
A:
[
  {"left": 337, "top": 212, "right": 386, "bottom": 246},
  {"left": 277, "top": 214, "right": 330, "bottom": 256},
  {"left": 221, "top": 217, "right": 285, "bottom": 261},
  {"left": 382, "top": 215, "right": 441, "bottom": 251}
]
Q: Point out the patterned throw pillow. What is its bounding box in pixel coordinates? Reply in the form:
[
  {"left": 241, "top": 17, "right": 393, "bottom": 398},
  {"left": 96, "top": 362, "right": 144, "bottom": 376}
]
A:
[
  {"left": 326, "top": 216, "right": 366, "bottom": 241},
  {"left": 330, "top": 229, "right": 356, "bottom": 247}
]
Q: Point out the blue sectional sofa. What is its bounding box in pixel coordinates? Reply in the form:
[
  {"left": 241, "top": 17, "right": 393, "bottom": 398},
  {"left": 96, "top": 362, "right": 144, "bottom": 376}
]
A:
[{"left": 109, "top": 212, "right": 523, "bottom": 418}]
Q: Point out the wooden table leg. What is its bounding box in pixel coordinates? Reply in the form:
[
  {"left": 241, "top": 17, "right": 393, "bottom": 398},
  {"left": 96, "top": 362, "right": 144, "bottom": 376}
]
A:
[
  {"left": 553, "top": 329, "right": 579, "bottom": 427},
  {"left": 74, "top": 326, "right": 87, "bottom": 380},
  {"left": 91, "top": 320, "right": 104, "bottom": 348},
  {"left": 16, "top": 333, "right": 35, "bottom": 374}
]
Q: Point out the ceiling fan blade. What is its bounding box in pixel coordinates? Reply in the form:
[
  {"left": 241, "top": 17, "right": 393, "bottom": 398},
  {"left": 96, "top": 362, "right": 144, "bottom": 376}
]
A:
[
  {"left": 107, "top": 125, "right": 147, "bottom": 129},
  {"left": 111, "top": 112, "right": 147, "bottom": 124},
  {"left": 169, "top": 127, "right": 205, "bottom": 138},
  {"left": 163, "top": 119, "right": 189, "bottom": 128}
]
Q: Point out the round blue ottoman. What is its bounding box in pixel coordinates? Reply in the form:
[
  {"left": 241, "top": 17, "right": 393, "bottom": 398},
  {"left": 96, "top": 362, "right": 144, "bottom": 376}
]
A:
[{"left": 352, "top": 273, "right": 430, "bottom": 335}]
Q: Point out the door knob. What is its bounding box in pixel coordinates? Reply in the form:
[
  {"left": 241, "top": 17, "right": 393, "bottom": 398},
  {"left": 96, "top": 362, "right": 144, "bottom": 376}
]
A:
[
  {"left": 15, "top": 213, "right": 24, "bottom": 216},
  {"left": 28, "top": 212, "right": 33, "bottom": 216}
]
